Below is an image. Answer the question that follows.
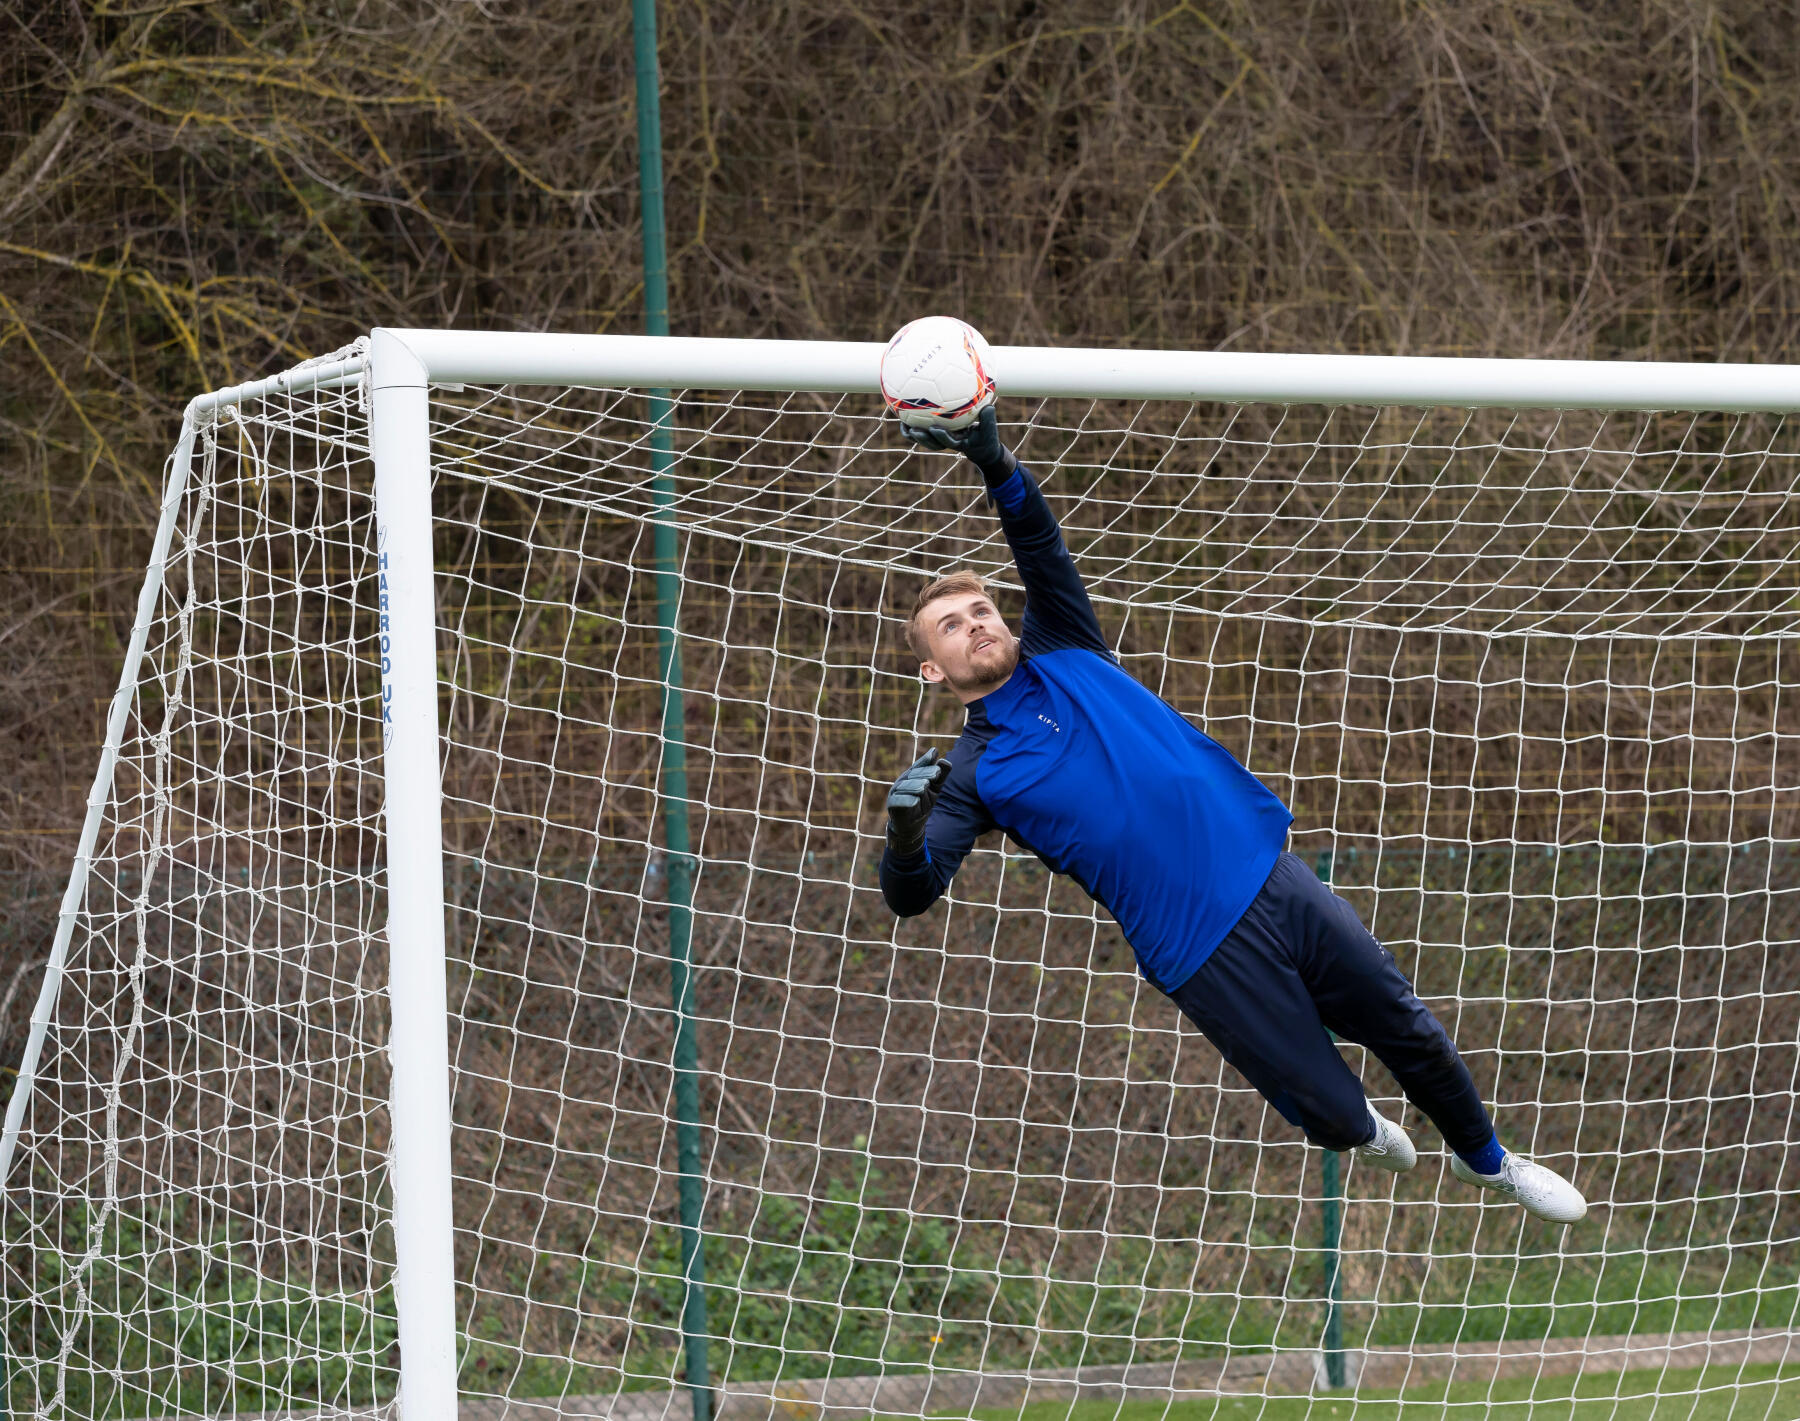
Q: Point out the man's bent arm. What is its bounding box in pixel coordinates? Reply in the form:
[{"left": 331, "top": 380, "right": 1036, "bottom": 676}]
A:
[
  {"left": 989, "top": 463, "right": 1110, "bottom": 658},
  {"left": 880, "top": 770, "right": 990, "bottom": 916}
]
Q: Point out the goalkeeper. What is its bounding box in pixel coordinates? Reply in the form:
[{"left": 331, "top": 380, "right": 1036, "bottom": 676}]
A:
[{"left": 880, "top": 408, "right": 1586, "bottom": 1224}]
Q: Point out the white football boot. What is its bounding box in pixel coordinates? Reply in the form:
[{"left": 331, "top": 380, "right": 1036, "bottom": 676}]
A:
[
  {"left": 1451, "top": 1151, "right": 1588, "bottom": 1224},
  {"left": 1353, "top": 1105, "right": 1417, "bottom": 1173}
]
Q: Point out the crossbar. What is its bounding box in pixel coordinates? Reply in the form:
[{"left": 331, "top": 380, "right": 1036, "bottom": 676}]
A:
[{"left": 377, "top": 329, "right": 1800, "bottom": 412}]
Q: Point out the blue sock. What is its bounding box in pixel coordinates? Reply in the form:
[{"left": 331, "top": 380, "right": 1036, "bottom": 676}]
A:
[{"left": 1459, "top": 1133, "right": 1507, "bottom": 1176}]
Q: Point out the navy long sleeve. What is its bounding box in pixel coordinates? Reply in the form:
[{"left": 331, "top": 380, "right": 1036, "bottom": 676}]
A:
[
  {"left": 989, "top": 467, "right": 1112, "bottom": 660},
  {"left": 879, "top": 463, "right": 1293, "bottom": 991},
  {"left": 877, "top": 761, "right": 993, "bottom": 916}
]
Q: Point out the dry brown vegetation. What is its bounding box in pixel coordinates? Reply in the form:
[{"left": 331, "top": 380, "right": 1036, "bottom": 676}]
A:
[
  {"left": 7, "top": 0, "right": 1800, "bottom": 907},
  {"left": 6, "top": 2, "right": 1800, "bottom": 1412}
]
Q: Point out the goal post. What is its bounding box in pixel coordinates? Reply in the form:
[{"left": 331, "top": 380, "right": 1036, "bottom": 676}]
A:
[
  {"left": 369, "top": 333, "right": 459, "bottom": 1421},
  {"left": 6, "top": 329, "right": 1800, "bottom": 1421}
]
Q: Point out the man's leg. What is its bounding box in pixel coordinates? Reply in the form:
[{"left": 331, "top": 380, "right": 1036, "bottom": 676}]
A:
[
  {"left": 1272, "top": 853, "right": 1500, "bottom": 1162},
  {"left": 1175, "top": 853, "right": 1586, "bottom": 1222},
  {"left": 1164, "top": 856, "right": 1378, "bottom": 1153}
]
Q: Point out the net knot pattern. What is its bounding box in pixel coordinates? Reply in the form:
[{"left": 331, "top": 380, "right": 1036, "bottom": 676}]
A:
[{"left": 5, "top": 375, "right": 1800, "bottom": 1419}]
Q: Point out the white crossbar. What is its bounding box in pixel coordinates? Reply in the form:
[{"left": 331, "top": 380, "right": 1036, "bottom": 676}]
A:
[{"left": 378, "top": 328, "right": 1800, "bottom": 412}]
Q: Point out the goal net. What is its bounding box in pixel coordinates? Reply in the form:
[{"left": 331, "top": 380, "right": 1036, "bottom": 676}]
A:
[{"left": 5, "top": 333, "right": 1800, "bottom": 1420}]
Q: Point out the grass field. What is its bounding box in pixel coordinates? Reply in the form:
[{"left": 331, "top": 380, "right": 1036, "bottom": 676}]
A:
[{"left": 961, "top": 1364, "right": 1800, "bottom": 1421}]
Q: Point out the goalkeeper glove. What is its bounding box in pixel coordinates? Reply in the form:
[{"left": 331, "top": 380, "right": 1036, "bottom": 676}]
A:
[
  {"left": 902, "top": 406, "right": 1018, "bottom": 487},
  {"left": 885, "top": 748, "right": 952, "bottom": 859}
]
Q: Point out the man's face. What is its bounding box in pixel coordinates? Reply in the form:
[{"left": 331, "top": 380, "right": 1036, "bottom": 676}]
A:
[{"left": 918, "top": 590, "right": 1020, "bottom": 699}]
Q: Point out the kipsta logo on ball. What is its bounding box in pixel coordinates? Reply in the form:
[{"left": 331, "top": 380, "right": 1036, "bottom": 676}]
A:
[{"left": 880, "top": 316, "right": 997, "bottom": 431}]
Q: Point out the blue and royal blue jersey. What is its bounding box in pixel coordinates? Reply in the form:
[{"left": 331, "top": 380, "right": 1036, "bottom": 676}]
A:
[{"left": 880, "top": 465, "right": 1293, "bottom": 993}]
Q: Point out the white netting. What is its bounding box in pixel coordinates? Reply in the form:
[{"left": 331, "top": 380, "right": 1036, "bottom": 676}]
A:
[
  {"left": 0, "top": 366, "right": 396, "bottom": 1420},
  {"left": 6, "top": 365, "right": 1800, "bottom": 1419}
]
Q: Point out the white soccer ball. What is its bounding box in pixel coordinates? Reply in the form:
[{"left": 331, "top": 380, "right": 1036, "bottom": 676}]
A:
[{"left": 880, "top": 316, "right": 997, "bottom": 431}]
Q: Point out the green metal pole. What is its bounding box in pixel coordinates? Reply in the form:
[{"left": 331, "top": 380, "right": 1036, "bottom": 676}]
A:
[
  {"left": 632, "top": 6, "right": 711, "bottom": 1419},
  {"left": 1319, "top": 1149, "right": 1345, "bottom": 1388},
  {"left": 1315, "top": 849, "right": 1346, "bottom": 1389}
]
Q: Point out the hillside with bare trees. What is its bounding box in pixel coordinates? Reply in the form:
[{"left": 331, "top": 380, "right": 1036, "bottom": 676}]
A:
[{"left": 5, "top": 5, "right": 1800, "bottom": 1412}]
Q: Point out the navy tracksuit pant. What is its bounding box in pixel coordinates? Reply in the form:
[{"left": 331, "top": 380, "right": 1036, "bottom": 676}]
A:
[{"left": 1166, "top": 851, "right": 1494, "bottom": 1156}]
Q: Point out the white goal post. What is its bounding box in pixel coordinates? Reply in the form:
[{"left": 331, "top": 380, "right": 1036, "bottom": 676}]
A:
[{"left": 6, "top": 328, "right": 1800, "bottom": 1421}]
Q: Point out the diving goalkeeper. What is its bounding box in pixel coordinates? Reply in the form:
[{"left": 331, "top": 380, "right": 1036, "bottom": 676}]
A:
[{"left": 880, "top": 408, "right": 1586, "bottom": 1224}]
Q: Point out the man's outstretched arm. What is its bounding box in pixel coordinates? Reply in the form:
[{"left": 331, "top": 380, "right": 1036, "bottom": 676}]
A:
[
  {"left": 907, "top": 409, "right": 1109, "bottom": 657},
  {"left": 879, "top": 748, "right": 992, "bottom": 916}
]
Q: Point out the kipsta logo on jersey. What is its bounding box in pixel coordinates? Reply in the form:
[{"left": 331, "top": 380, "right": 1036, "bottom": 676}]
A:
[{"left": 1037, "top": 713, "right": 1061, "bottom": 732}]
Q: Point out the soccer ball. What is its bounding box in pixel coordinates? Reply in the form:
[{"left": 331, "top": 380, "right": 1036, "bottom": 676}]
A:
[{"left": 880, "top": 316, "right": 997, "bottom": 431}]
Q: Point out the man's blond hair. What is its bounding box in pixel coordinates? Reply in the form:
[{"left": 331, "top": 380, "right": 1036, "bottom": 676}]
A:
[{"left": 906, "top": 570, "right": 991, "bottom": 661}]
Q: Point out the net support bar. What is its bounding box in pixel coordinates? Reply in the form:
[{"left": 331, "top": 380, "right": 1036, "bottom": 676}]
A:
[
  {"left": 375, "top": 329, "right": 1800, "bottom": 412},
  {"left": 0, "top": 420, "right": 199, "bottom": 1191},
  {"left": 370, "top": 329, "right": 459, "bottom": 1421},
  {"left": 0, "top": 341, "right": 375, "bottom": 1193}
]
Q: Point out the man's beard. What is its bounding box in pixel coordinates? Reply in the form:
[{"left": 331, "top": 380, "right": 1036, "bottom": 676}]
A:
[{"left": 950, "top": 639, "right": 1020, "bottom": 695}]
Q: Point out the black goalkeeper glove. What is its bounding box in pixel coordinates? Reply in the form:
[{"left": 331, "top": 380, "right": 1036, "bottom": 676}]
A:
[
  {"left": 885, "top": 748, "right": 952, "bottom": 859},
  {"left": 901, "top": 406, "right": 1018, "bottom": 487}
]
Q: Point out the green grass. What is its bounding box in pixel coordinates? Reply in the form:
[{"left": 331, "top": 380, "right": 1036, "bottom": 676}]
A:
[
  {"left": 961, "top": 1364, "right": 1800, "bottom": 1421},
  {"left": 14, "top": 1172, "right": 1800, "bottom": 1415}
]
